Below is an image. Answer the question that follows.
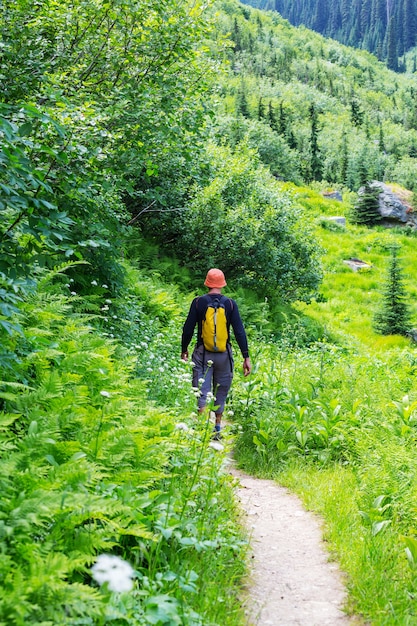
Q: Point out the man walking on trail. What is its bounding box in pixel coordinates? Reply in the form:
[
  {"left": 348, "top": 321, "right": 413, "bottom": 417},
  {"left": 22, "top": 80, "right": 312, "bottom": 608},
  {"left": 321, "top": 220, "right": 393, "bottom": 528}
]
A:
[{"left": 181, "top": 268, "right": 251, "bottom": 438}]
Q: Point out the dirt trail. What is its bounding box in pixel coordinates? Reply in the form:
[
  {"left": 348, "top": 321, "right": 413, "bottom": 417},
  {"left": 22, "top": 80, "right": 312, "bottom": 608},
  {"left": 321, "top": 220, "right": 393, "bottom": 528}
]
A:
[{"left": 229, "top": 463, "right": 356, "bottom": 626}]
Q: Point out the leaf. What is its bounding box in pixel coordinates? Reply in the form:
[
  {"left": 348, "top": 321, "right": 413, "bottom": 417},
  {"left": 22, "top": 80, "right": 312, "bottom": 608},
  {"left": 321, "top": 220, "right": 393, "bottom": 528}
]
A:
[
  {"left": 403, "top": 537, "right": 417, "bottom": 569},
  {"left": 371, "top": 520, "right": 391, "bottom": 536},
  {"left": 18, "top": 122, "right": 33, "bottom": 137},
  {"left": 45, "top": 454, "right": 59, "bottom": 466},
  {"left": 0, "top": 413, "right": 21, "bottom": 429},
  {"left": 0, "top": 392, "right": 19, "bottom": 401},
  {"left": 28, "top": 421, "right": 38, "bottom": 435},
  {"left": 70, "top": 451, "right": 87, "bottom": 461}
]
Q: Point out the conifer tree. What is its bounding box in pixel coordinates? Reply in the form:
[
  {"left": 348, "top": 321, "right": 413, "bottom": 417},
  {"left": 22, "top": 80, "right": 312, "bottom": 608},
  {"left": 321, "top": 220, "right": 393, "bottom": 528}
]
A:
[
  {"left": 378, "top": 121, "right": 385, "bottom": 152},
  {"left": 308, "top": 103, "right": 322, "bottom": 182},
  {"left": 267, "top": 101, "right": 278, "bottom": 132},
  {"left": 374, "top": 247, "right": 412, "bottom": 336},
  {"left": 350, "top": 97, "right": 363, "bottom": 126},
  {"left": 350, "top": 182, "right": 382, "bottom": 226},
  {"left": 236, "top": 84, "right": 250, "bottom": 118},
  {"left": 232, "top": 18, "right": 242, "bottom": 52},
  {"left": 386, "top": 16, "right": 399, "bottom": 71},
  {"left": 339, "top": 131, "right": 349, "bottom": 185},
  {"left": 278, "top": 101, "right": 287, "bottom": 135},
  {"left": 357, "top": 145, "right": 371, "bottom": 187},
  {"left": 257, "top": 97, "right": 266, "bottom": 120}
]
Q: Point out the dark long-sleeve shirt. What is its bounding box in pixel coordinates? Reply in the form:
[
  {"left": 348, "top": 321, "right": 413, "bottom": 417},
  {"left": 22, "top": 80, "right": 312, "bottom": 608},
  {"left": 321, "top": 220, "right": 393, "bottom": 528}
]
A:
[{"left": 181, "top": 293, "right": 249, "bottom": 358}]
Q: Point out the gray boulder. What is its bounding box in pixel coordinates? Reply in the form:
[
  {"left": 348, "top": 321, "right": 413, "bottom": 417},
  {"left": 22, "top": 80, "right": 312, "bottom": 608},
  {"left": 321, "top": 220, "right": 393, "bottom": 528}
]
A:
[
  {"left": 322, "top": 190, "right": 343, "bottom": 201},
  {"left": 364, "top": 181, "right": 417, "bottom": 227}
]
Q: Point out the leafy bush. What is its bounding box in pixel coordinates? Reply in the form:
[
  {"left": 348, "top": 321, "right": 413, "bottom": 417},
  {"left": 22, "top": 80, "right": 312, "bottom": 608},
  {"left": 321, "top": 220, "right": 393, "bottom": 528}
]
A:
[{"left": 149, "top": 143, "right": 322, "bottom": 304}]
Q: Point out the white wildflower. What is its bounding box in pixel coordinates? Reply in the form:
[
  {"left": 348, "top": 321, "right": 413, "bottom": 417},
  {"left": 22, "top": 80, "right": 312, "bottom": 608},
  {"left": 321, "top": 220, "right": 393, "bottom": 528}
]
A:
[
  {"left": 100, "top": 390, "right": 111, "bottom": 398},
  {"left": 91, "top": 280, "right": 98, "bottom": 286},
  {"left": 198, "top": 377, "right": 205, "bottom": 384},
  {"left": 207, "top": 359, "right": 213, "bottom": 367},
  {"left": 175, "top": 422, "right": 189, "bottom": 431},
  {"left": 105, "top": 299, "right": 112, "bottom": 304},
  {"left": 70, "top": 291, "right": 76, "bottom": 296},
  {"left": 91, "top": 554, "right": 134, "bottom": 593},
  {"left": 227, "top": 410, "right": 234, "bottom": 417},
  {"left": 190, "top": 361, "right": 196, "bottom": 368},
  {"left": 209, "top": 441, "right": 224, "bottom": 452},
  {"left": 102, "top": 284, "right": 108, "bottom": 288}
]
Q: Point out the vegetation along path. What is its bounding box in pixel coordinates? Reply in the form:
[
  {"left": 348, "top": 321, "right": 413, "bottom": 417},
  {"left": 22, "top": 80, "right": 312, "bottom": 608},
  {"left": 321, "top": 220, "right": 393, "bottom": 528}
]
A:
[{"left": 229, "top": 463, "right": 355, "bottom": 626}]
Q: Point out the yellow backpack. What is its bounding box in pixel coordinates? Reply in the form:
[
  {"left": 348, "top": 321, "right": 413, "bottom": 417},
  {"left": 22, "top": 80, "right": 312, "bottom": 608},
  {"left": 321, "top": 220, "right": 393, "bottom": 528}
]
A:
[{"left": 201, "top": 296, "right": 229, "bottom": 352}]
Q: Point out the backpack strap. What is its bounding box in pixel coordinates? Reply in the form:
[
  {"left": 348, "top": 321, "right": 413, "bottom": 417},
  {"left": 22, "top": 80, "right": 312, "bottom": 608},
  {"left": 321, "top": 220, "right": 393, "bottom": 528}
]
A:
[{"left": 196, "top": 294, "right": 232, "bottom": 310}]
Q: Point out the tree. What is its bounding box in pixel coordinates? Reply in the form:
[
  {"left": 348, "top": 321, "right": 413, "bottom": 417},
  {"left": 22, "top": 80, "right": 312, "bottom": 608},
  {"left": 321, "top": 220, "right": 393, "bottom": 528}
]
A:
[
  {"left": 176, "top": 143, "right": 322, "bottom": 304},
  {"left": 374, "top": 247, "right": 412, "bottom": 335},
  {"left": 257, "top": 97, "right": 266, "bottom": 120},
  {"left": 350, "top": 97, "right": 364, "bottom": 126},
  {"left": 0, "top": 0, "right": 217, "bottom": 290},
  {"left": 350, "top": 182, "right": 382, "bottom": 226},
  {"left": 236, "top": 83, "right": 251, "bottom": 118},
  {"left": 308, "top": 103, "right": 322, "bottom": 182},
  {"left": 386, "top": 16, "right": 399, "bottom": 71},
  {"left": 339, "top": 131, "right": 349, "bottom": 185},
  {"left": 267, "top": 101, "right": 278, "bottom": 132},
  {"left": 278, "top": 101, "right": 287, "bottom": 135}
]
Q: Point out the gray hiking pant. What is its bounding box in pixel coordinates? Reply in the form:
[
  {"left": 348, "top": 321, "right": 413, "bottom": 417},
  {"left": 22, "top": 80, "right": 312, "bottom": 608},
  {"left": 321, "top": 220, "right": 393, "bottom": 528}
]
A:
[{"left": 191, "top": 344, "right": 234, "bottom": 414}]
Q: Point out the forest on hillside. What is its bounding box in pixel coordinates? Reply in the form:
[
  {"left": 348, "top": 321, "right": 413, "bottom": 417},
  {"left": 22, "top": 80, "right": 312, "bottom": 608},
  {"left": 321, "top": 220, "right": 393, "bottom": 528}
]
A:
[
  {"left": 214, "top": 0, "right": 417, "bottom": 194},
  {"left": 241, "top": 0, "right": 417, "bottom": 71}
]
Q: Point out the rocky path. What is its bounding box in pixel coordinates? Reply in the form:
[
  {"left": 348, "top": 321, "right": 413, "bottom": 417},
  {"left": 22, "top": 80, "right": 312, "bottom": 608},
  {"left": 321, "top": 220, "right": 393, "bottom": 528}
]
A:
[{"left": 229, "top": 465, "right": 357, "bottom": 626}]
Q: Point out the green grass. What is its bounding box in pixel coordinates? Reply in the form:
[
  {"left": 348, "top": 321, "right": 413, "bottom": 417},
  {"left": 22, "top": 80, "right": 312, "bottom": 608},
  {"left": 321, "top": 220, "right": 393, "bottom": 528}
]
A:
[{"left": 293, "top": 193, "right": 417, "bottom": 349}]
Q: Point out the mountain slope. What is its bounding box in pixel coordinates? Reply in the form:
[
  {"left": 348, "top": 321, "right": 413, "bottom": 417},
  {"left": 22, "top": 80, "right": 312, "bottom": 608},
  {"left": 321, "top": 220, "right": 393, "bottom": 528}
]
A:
[
  {"left": 211, "top": 0, "right": 417, "bottom": 194},
  {"left": 240, "top": 0, "right": 417, "bottom": 70}
]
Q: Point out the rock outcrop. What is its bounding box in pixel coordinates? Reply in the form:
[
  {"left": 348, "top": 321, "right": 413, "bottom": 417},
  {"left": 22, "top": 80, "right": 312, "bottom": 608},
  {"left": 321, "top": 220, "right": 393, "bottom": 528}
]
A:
[{"left": 362, "top": 181, "right": 417, "bottom": 228}]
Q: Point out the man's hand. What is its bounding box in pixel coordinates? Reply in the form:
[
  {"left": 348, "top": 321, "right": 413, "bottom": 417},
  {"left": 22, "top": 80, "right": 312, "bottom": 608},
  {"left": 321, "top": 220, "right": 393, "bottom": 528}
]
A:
[
  {"left": 243, "top": 357, "right": 251, "bottom": 377},
  {"left": 181, "top": 351, "right": 189, "bottom": 361}
]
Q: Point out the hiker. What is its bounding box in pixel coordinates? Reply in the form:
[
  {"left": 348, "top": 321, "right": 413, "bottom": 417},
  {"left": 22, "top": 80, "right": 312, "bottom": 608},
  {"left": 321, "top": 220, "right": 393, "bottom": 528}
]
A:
[{"left": 181, "top": 268, "right": 251, "bottom": 438}]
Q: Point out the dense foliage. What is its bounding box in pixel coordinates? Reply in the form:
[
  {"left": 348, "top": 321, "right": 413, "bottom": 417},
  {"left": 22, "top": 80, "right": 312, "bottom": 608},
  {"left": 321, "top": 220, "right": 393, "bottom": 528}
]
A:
[
  {"left": 0, "top": 0, "right": 217, "bottom": 293},
  {"left": 241, "top": 0, "right": 417, "bottom": 70},
  {"left": 0, "top": 265, "right": 247, "bottom": 625}
]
